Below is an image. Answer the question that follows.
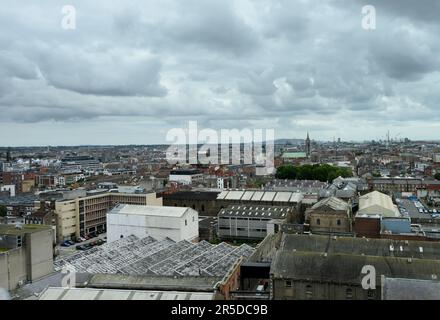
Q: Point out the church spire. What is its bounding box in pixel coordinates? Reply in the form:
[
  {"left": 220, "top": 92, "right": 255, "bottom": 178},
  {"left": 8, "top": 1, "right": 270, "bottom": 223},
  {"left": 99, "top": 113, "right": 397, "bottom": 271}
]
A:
[{"left": 305, "top": 132, "right": 311, "bottom": 157}]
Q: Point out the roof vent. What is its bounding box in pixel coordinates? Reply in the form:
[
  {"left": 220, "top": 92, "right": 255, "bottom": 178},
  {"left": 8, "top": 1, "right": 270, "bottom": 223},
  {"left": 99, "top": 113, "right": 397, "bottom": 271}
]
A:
[{"left": 407, "top": 258, "right": 412, "bottom": 263}]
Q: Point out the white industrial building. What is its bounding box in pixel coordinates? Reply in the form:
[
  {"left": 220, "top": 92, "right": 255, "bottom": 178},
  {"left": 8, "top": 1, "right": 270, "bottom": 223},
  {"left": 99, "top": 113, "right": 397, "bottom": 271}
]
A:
[
  {"left": 107, "top": 205, "right": 199, "bottom": 243},
  {"left": 356, "top": 191, "right": 400, "bottom": 218}
]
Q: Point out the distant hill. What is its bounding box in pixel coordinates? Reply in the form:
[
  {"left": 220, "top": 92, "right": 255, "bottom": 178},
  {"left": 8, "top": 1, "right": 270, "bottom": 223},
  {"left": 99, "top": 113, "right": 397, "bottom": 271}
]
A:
[{"left": 274, "top": 139, "right": 305, "bottom": 145}]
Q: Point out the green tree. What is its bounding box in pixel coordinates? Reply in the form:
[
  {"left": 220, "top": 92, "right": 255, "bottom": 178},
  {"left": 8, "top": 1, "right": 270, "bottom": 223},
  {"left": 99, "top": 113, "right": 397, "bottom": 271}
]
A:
[
  {"left": 275, "top": 164, "right": 352, "bottom": 182},
  {"left": 0, "top": 205, "right": 7, "bottom": 218},
  {"left": 435, "top": 173, "right": 440, "bottom": 181}
]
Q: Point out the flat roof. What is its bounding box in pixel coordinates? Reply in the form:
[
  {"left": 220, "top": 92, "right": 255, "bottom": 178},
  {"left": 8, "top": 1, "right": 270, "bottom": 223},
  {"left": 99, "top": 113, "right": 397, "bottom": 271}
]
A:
[
  {"left": 0, "top": 224, "right": 52, "bottom": 236},
  {"left": 109, "top": 204, "right": 191, "bottom": 218}
]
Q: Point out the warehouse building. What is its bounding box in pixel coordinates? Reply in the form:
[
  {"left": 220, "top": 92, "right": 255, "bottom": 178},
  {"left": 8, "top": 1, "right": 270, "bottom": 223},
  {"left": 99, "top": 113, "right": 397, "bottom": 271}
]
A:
[
  {"left": 355, "top": 191, "right": 410, "bottom": 238},
  {"left": 269, "top": 233, "right": 440, "bottom": 300},
  {"left": 54, "top": 234, "right": 254, "bottom": 279},
  {"left": 38, "top": 287, "right": 216, "bottom": 300},
  {"left": 107, "top": 205, "right": 199, "bottom": 243},
  {"left": 217, "top": 205, "right": 293, "bottom": 241},
  {"left": 306, "top": 197, "right": 352, "bottom": 234},
  {"left": 163, "top": 189, "right": 303, "bottom": 217}
]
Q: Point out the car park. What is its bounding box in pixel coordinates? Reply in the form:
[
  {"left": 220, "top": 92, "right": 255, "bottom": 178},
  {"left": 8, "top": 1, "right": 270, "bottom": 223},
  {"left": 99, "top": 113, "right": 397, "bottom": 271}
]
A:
[{"left": 61, "top": 241, "right": 71, "bottom": 247}]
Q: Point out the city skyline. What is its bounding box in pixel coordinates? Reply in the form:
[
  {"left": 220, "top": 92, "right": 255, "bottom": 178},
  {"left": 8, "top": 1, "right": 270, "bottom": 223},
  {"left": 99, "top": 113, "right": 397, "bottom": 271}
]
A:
[{"left": 1, "top": 0, "right": 440, "bottom": 145}]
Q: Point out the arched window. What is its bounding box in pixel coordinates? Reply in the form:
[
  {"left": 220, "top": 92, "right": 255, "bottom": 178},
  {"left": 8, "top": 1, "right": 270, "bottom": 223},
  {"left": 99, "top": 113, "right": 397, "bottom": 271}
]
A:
[
  {"left": 305, "top": 285, "right": 313, "bottom": 299},
  {"left": 346, "top": 288, "right": 353, "bottom": 299}
]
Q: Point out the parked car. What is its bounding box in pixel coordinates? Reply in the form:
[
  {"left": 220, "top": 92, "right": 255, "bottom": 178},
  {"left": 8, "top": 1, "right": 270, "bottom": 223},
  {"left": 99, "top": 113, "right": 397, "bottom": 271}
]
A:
[
  {"left": 97, "top": 239, "right": 104, "bottom": 245},
  {"left": 61, "top": 241, "right": 71, "bottom": 247},
  {"left": 66, "top": 240, "right": 75, "bottom": 245}
]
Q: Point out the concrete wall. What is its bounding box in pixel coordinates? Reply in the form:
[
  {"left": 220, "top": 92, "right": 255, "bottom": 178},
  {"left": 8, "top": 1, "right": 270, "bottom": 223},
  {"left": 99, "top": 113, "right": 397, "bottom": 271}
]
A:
[
  {"left": 26, "top": 230, "right": 54, "bottom": 281},
  {"left": 217, "top": 216, "right": 270, "bottom": 240},
  {"left": 0, "top": 248, "right": 27, "bottom": 291}
]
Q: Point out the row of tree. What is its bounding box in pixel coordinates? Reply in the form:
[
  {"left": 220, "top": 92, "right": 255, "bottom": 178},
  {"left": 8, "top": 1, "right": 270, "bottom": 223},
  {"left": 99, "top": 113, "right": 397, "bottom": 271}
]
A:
[{"left": 275, "top": 164, "right": 353, "bottom": 182}]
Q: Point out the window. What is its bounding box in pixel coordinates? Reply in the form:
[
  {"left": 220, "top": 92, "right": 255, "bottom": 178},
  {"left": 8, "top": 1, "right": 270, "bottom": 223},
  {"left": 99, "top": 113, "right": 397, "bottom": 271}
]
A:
[
  {"left": 192, "top": 216, "right": 195, "bottom": 222},
  {"left": 185, "top": 219, "right": 187, "bottom": 226},
  {"left": 192, "top": 205, "right": 196, "bottom": 210},
  {"left": 316, "top": 219, "right": 320, "bottom": 225},
  {"left": 201, "top": 205, "right": 205, "bottom": 212},
  {"left": 346, "top": 288, "right": 353, "bottom": 299},
  {"left": 305, "top": 285, "right": 313, "bottom": 299},
  {"left": 367, "top": 290, "right": 375, "bottom": 299},
  {"left": 285, "top": 281, "right": 292, "bottom": 288},
  {"left": 337, "top": 219, "right": 341, "bottom": 226}
]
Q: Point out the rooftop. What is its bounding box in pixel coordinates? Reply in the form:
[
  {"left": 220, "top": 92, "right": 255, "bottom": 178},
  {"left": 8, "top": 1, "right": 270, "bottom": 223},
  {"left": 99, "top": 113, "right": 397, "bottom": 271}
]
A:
[
  {"left": 54, "top": 234, "right": 254, "bottom": 278},
  {"left": 109, "top": 204, "right": 192, "bottom": 218},
  {"left": 357, "top": 191, "right": 399, "bottom": 218},
  {"left": 280, "top": 233, "right": 440, "bottom": 260},
  {"left": 270, "top": 251, "right": 440, "bottom": 284},
  {"left": 170, "top": 169, "right": 202, "bottom": 175},
  {"left": 38, "top": 287, "right": 215, "bottom": 300},
  {"left": 310, "top": 197, "right": 349, "bottom": 212},
  {"left": 216, "top": 190, "right": 303, "bottom": 203},
  {"left": 281, "top": 152, "right": 307, "bottom": 159},
  {"left": 382, "top": 277, "right": 440, "bottom": 300},
  {"left": 163, "top": 191, "right": 220, "bottom": 201},
  {"left": 0, "top": 224, "right": 52, "bottom": 236}
]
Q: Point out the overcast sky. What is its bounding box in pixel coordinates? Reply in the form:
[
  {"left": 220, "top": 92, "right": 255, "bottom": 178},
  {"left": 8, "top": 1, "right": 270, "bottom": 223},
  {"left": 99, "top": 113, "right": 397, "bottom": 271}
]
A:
[{"left": 1, "top": 0, "right": 439, "bottom": 146}]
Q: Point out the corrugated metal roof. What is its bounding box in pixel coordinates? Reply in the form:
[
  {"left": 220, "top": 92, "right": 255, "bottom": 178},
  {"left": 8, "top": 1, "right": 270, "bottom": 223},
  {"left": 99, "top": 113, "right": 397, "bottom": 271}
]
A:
[{"left": 38, "top": 287, "right": 215, "bottom": 300}]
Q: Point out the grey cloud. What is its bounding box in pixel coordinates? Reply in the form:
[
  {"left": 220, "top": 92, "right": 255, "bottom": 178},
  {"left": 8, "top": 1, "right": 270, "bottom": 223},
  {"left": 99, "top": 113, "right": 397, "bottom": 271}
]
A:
[{"left": 1, "top": 0, "right": 440, "bottom": 144}]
